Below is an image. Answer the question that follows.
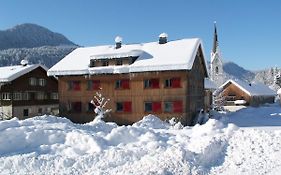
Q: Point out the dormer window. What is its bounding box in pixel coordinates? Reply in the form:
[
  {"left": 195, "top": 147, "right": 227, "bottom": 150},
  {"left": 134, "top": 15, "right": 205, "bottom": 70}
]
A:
[
  {"left": 102, "top": 60, "right": 109, "bottom": 66},
  {"left": 116, "top": 59, "right": 123, "bottom": 66},
  {"left": 89, "top": 60, "right": 95, "bottom": 67}
]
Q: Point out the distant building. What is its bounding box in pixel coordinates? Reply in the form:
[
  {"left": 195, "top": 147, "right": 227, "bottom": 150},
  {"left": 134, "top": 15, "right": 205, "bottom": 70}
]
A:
[
  {"left": 0, "top": 61, "right": 59, "bottom": 120},
  {"left": 204, "top": 78, "right": 217, "bottom": 111},
  {"left": 219, "top": 79, "right": 276, "bottom": 106},
  {"left": 48, "top": 34, "right": 208, "bottom": 126},
  {"left": 210, "top": 22, "right": 224, "bottom": 86}
]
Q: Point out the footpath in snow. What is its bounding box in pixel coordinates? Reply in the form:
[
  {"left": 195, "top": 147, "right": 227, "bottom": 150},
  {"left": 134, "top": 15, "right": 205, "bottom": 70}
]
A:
[{"left": 0, "top": 104, "right": 281, "bottom": 174}]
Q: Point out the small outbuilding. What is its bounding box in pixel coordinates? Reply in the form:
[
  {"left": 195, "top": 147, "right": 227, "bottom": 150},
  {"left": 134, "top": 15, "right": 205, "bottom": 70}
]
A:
[{"left": 219, "top": 79, "right": 276, "bottom": 106}]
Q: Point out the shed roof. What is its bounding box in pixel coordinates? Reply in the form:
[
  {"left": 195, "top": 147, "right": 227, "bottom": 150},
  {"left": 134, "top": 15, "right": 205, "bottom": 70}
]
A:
[
  {"left": 47, "top": 38, "right": 207, "bottom": 76},
  {"left": 220, "top": 79, "right": 276, "bottom": 97},
  {"left": 0, "top": 64, "right": 48, "bottom": 83}
]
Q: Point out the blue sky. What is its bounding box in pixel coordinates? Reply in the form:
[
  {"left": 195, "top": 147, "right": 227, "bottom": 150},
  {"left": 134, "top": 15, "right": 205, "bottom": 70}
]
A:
[{"left": 1, "top": 0, "right": 281, "bottom": 70}]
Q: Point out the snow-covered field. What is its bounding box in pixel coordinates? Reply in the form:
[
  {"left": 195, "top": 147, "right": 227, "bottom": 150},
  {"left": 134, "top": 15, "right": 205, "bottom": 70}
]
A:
[{"left": 1, "top": 104, "right": 281, "bottom": 174}]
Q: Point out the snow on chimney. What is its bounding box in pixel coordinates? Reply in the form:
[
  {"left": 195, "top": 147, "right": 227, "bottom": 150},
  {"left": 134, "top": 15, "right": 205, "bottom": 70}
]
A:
[
  {"left": 115, "top": 36, "right": 122, "bottom": 49},
  {"left": 20, "top": 59, "right": 28, "bottom": 66},
  {"left": 159, "top": 33, "right": 168, "bottom": 44}
]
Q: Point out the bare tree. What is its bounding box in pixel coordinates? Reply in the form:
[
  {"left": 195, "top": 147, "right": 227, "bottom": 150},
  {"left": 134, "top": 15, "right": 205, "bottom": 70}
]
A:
[
  {"left": 90, "top": 91, "right": 111, "bottom": 121},
  {"left": 213, "top": 87, "right": 226, "bottom": 111}
]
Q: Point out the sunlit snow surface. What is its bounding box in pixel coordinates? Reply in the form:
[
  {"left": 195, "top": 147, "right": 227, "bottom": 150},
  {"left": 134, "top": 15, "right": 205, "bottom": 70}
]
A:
[{"left": 1, "top": 104, "right": 281, "bottom": 174}]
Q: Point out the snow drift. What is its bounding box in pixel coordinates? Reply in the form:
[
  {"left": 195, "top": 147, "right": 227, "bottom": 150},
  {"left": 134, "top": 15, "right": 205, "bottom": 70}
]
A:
[{"left": 0, "top": 111, "right": 281, "bottom": 174}]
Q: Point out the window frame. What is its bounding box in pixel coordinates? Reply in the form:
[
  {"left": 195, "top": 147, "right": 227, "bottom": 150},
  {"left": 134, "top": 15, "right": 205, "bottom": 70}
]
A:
[
  {"left": 29, "top": 77, "right": 37, "bottom": 86},
  {"left": 144, "top": 101, "right": 162, "bottom": 113},
  {"left": 116, "top": 101, "right": 132, "bottom": 113},
  {"left": 164, "top": 77, "right": 181, "bottom": 88},
  {"left": 38, "top": 78, "right": 46, "bottom": 86},
  {"left": 2, "top": 93, "right": 11, "bottom": 100},
  {"left": 13, "top": 92, "right": 22, "bottom": 101},
  {"left": 144, "top": 79, "right": 160, "bottom": 89},
  {"left": 87, "top": 80, "right": 101, "bottom": 90}
]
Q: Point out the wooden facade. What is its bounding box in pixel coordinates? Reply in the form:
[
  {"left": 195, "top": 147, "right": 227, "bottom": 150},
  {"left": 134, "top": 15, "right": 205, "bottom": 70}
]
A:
[
  {"left": 57, "top": 46, "right": 207, "bottom": 126},
  {"left": 0, "top": 66, "right": 59, "bottom": 119},
  {"left": 221, "top": 81, "right": 275, "bottom": 106}
]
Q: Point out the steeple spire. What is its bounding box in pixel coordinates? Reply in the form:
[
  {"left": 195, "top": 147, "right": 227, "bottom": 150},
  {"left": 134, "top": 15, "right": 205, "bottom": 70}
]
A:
[{"left": 212, "top": 21, "right": 218, "bottom": 54}]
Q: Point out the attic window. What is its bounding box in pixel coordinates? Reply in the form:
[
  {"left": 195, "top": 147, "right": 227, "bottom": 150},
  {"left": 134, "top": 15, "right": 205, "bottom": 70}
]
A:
[
  {"left": 89, "top": 59, "right": 95, "bottom": 67},
  {"left": 116, "top": 59, "right": 123, "bottom": 65},
  {"left": 102, "top": 60, "right": 109, "bottom": 66}
]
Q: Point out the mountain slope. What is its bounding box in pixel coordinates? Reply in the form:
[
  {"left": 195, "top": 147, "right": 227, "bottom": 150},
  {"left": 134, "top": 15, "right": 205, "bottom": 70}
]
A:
[
  {"left": 223, "top": 61, "right": 255, "bottom": 82},
  {"left": 0, "top": 23, "right": 76, "bottom": 50},
  {"left": 0, "top": 46, "right": 76, "bottom": 68},
  {"left": 0, "top": 23, "right": 78, "bottom": 68}
]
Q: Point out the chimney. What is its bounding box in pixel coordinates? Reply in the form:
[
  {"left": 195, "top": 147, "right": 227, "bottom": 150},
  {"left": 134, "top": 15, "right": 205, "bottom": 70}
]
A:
[
  {"left": 115, "top": 36, "right": 122, "bottom": 49},
  {"left": 20, "top": 59, "right": 28, "bottom": 66},
  {"left": 159, "top": 33, "right": 168, "bottom": 44}
]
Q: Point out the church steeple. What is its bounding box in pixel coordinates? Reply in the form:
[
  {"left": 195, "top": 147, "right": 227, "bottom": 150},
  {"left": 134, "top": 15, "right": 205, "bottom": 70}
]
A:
[
  {"left": 212, "top": 22, "right": 218, "bottom": 54},
  {"left": 210, "top": 21, "right": 224, "bottom": 86}
]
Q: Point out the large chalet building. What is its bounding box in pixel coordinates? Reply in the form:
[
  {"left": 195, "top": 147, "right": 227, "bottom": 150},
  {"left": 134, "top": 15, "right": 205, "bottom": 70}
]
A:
[
  {"left": 0, "top": 61, "right": 59, "bottom": 120},
  {"left": 48, "top": 34, "right": 208, "bottom": 125}
]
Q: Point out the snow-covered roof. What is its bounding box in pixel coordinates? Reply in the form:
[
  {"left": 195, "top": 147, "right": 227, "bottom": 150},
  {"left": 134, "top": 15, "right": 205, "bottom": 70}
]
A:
[
  {"left": 204, "top": 78, "right": 217, "bottom": 90},
  {"left": 0, "top": 64, "right": 48, "bottom": 83},
  {"left": 220, "top": 79, "right": 276, "bottom": 97},
  {"left": 47, "top": 38, "right": 207, "bottom": 76}
]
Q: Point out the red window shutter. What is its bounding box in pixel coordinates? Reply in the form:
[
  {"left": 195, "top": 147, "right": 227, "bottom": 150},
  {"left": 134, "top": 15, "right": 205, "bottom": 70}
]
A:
[
  {"left": 122, "top": 79, "right": 130, "bottom": 89},
  {"left": 93, "top": 80, "right": 101, "bottom": 90},
  {"left": 172, "top": 78, "right": 181, "bottom": 88},
  {"left": 73, "top": 81, "right": 81, "bottom": 91},
  {"left": 173, "top": 101, "right": 183, "bottom": 113},
  {"left": 152, "top": 102, "right": 161, "bottom": 113},
  {"left": 151, "top": 79, "right": 160, "bottom": 88},
  {"left": 123, "top": 101, "right": 132, "bottom": 112}
]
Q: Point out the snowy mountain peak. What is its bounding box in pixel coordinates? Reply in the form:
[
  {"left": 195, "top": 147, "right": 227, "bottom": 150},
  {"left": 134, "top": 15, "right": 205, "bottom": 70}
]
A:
[{"left": 0, "top": 23, "right": 77, "bottom": 50}]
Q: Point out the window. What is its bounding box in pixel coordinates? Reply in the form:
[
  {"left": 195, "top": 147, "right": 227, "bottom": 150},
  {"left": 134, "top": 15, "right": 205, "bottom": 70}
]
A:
[
  {"left": 144, "top": 79, "right": 160, "bottom": 89},
  {"left": 36, "top": 92, "right": 46, "bottom": 100},
  {"left": 102, "top": 60, "right": 109, "bottom": 66},
  {"left": 50, "top": 92, "right": 59, "bottom": 100},
  {"left": 22, "top": 92, "right": 31, "bottom": 100},
  {"left": 29, "top": 77, "right": 37, "bottom": 86},
  {"left": 116, "top": 101, "right": 132, "bottom": 112},
  {"left": 38, "top": 78, "right": 46, "bottom": 86},
  {"left": 23, "top": 109, "right": 29, "bottom": 117},
  {"left": 215, "top": 66, "right": 219, "bottom": 74},
  {"left": 89, "top": 60, "right": 95, "bottom": 67},
  {"left": 87, "top": 80, "right": 101, "bottom": 90},
  {"left": 164, "top": 102, "right": 173, "bottom": 112},
  {"left": 164, "top": 77, "right": 181, "bottom": 88},
  {"left": 71, "top": 102, "right": 82, "bottom": 112},
  {"left": 144, "top": 101, "right": 161, "bottom": 113},
  {"left": 164, "top": 101, "right": 183, "bottom": 113},
  {"left": 116, "top": 59, "right": 123, "bottom": 65},
  {"left": 68, "top": 81, "right": 81, "bottom": 91},
  {"left": 2, "top": 93, "right": 11, "bottom": 100},
  {"left": 115, "top": 79, "right": 130, "bottom": 89},
  {"left": 13, "top": 92, "right": 22, "bottom": 100}
]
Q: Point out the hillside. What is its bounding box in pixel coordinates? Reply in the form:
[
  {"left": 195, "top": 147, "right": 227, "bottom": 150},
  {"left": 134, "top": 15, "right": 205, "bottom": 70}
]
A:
[
  {"left": 0, "top": 23, "right": 76, "bottom": 50},
  {"left": 0, "top": 23, "right": 78, "bottom": 68},
  {"left": 0, "top": 46, "right": 76, "bottom": 68}
]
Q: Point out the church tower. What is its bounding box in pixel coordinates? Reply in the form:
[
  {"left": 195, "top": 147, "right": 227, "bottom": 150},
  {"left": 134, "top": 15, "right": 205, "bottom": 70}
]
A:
[{"left": 210, "top": 22, "right": 224, "bottom": 86}]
